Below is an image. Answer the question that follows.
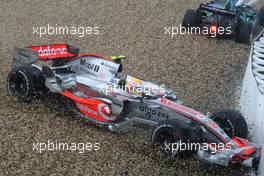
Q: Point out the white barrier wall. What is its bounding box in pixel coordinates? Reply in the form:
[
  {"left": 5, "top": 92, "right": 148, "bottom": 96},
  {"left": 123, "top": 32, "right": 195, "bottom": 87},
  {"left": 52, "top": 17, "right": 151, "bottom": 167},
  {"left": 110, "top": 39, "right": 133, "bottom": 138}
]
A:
[{"left": 240, "top": 29, "right": 264, "bottom": 175}]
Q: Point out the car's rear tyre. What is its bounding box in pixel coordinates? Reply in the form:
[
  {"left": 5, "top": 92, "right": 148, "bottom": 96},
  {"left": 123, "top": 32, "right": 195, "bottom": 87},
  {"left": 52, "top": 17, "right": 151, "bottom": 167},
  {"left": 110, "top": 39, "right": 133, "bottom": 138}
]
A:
[
  {"left": 235, "top": 21, "right": 254, "bottom": 44},
  {"left": 258, "top": 7, "right": 264, "bottom": 26},
  {"left": 210, "top": 109, "right": 248, "bottom": 139},
  {"left": 152, "top": 120, "right": 185, "bottom": 159},
  {"left": 182, "top": 9, "right": 198, "bottom": 27},
  {"left": 7, "top": 65, "right": 45, "bottom": 102}
]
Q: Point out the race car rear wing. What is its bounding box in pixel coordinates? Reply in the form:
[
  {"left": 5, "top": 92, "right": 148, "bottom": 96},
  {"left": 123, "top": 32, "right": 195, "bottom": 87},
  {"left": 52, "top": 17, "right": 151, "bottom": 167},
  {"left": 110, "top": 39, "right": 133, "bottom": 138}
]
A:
[
  {"left": 12, "top": 44, "right": 79, "bottom": 69},
  {"left": 30, "top": 44, "right": 79, "bottom": 60},
  {"left": 12, "top": 47, "right": 38, "bottom": 69}
]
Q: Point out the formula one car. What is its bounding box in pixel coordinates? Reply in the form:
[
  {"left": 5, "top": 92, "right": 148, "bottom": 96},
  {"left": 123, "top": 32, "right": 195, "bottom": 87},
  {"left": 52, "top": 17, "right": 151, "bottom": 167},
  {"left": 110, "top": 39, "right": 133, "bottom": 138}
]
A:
[
  {"left": 7, "top": 44, "right": 261, "bottom": 169},
  {"left": 182, "top": 0, "right": 264, "bottom": 44}
]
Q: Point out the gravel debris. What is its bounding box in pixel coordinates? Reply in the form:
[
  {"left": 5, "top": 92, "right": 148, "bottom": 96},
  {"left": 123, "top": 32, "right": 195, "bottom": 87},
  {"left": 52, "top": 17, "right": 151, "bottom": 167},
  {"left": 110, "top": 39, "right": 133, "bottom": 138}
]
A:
[{"left": 0, "top": 0, "right": 263, "bottom": 175}]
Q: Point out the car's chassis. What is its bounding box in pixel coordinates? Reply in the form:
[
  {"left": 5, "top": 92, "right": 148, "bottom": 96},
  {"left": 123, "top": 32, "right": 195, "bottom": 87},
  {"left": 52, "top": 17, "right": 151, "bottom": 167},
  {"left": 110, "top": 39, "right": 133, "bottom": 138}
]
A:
[{"left": 7, "top": 44, "right": 262, "bottom": 170}]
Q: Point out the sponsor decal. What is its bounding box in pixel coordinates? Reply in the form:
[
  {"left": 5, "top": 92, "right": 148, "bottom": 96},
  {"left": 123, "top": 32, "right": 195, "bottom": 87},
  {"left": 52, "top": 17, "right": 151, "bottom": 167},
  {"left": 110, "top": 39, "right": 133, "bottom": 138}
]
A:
[
  {"left": 80, "top": 59, "right": 100, "bottom": 72},
  {"left": 76, "top": 103, "right": 99, "bottom": 116},
  {"left": 139, "top": 105, "right": 169, "bottom": 119},
  {"left": 101, "top": 62, "right": 118, "bottom": 70},
  {"left": 30, "top": 44, "right": 77, "bottom": 59},
  {"left": 160, "top": 98, "right": 205, "bottom": 119}
]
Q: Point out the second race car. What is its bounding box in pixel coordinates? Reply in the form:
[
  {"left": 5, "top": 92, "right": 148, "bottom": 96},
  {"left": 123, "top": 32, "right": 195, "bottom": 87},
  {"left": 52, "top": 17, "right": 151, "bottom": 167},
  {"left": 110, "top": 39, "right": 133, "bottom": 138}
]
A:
[{"left": 182, "top": 0, "right": 264, "bottom": 44}]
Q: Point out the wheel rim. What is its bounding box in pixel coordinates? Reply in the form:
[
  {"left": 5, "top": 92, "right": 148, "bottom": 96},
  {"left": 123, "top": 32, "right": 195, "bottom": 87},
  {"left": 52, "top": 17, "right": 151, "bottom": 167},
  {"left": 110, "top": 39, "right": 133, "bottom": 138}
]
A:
[{"left": 213, "top": 116, "right": 235, "bottom": 138}]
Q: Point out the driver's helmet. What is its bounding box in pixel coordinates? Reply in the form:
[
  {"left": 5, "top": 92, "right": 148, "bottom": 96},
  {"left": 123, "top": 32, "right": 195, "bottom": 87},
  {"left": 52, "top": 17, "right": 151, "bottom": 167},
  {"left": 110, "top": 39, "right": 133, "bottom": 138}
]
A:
[{"left": 125, "top": 75, "right": 143, "bottom": 96}]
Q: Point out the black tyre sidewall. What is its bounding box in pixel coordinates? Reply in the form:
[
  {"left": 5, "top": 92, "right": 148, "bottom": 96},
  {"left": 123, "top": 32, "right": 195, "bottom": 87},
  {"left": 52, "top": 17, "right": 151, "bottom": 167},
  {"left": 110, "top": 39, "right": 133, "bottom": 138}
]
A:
[
  {"left": 235, "top": 20, "right": 254, "bottom": 44},
  {"left": 152, "top": 121, "right": 185, "bottom": 157},
  {"left": 152, "top": 123, "right": 180, "bottom": 144},
  {"left": 258, "top": 7, "right": 264, "bottom": 26},
  {"left": 182, "top": 9, "right": 198, "bottom": 27}
]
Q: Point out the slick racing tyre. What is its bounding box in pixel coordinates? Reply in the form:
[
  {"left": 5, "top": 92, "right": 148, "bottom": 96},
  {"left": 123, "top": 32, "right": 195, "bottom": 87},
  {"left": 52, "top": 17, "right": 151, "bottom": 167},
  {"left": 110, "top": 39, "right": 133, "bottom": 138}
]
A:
[
  {"left": 152, "top": 120, "right": 185, "bottom": 159},
  {"left": 235, "top": 20, "right": 254, "bottom": 44},
  {"left": 258, "top": 7, "right": 264, "bottom": 26},
  {"left": 210, "top": 109, "right": 248, "bottom": 139},
  {"left": 7, "top": 65, "right": 45, "bottom": 102},
  {"left": 182, "top": 9, "right": 198, "bottom": 28}
]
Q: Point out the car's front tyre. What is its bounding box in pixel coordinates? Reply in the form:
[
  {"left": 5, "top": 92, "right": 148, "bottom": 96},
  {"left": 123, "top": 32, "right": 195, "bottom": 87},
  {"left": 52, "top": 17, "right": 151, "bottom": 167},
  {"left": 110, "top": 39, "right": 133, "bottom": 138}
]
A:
[
  {"left": 210, "top": 109, "right": 248, "bottom": 139},
  {"left": 152, "top": 120, "right": 186, "bottom": 159}
]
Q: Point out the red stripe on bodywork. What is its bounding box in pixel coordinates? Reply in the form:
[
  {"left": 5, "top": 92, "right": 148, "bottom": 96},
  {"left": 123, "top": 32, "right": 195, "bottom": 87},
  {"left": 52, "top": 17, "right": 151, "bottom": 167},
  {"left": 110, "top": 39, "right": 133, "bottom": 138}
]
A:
[
  {"left": 160, "top": 98, "right": 206, "bottom": 119},
  {"left": 159, "top": 98, "right": 228, "bottom": 143}
]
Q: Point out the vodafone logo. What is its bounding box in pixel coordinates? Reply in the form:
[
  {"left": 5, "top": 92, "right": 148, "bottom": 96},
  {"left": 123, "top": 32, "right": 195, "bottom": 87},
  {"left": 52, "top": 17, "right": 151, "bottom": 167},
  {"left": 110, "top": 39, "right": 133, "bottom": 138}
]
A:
[
  {"left": 77, "top": 103, "right": 99, "bottom": 116},
  {"left": 30, "top": 44, "right": 77, "bottom": 59},
  {"left": 37, "top": 46, "right": 67, "bottom": 57}
]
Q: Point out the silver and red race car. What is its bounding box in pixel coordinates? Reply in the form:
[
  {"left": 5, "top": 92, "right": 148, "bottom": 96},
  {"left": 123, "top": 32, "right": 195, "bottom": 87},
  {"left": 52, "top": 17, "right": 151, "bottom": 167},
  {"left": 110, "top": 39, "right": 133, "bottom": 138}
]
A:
[{"left": 7, "top": 44, "right": 261, "bottom": 169}]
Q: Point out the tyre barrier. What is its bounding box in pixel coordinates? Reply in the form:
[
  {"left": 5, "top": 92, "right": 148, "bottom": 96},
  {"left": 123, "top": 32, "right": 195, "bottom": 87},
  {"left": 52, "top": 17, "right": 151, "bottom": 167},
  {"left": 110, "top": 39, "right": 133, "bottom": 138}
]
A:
[
  {"left": 241, "top": 28, "right": 264, "bottom": 175},
  {"left": 252, "top": 29, "right": 264, "bottom": 95}
]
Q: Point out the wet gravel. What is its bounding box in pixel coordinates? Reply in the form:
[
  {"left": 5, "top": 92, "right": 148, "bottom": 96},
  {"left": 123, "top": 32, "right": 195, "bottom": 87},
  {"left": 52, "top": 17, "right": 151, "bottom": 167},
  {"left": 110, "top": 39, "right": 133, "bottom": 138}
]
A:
[{"left": 0, "top": 0, "right": 263, "bottom": 175}]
